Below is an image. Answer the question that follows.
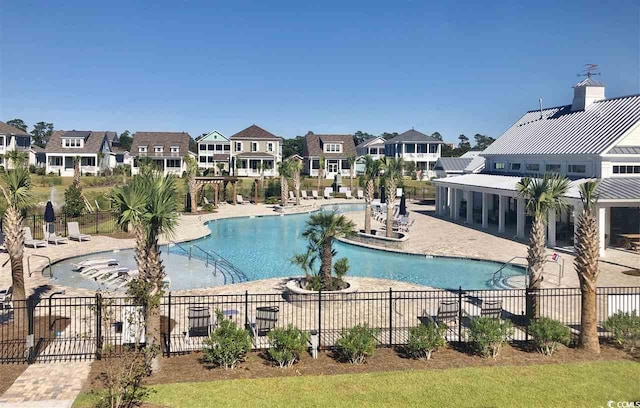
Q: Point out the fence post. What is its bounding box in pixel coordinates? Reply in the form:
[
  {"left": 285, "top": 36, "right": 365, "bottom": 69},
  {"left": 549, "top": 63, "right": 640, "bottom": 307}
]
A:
[
  {"left": 95, "top": 212, "right": 99, "bottom": 234},
  {"left": 317, "top": 290, "right": 322, "bottom": 349},
  {"left": 524, "top": 287, "right": 530, "bottom": 341},
  {"left": 32, "top": 215, "right": 36, "bottom": 238},
  {"left": 64, "top": 214, "right": 68, "bottom": 236},
  {"left": 27, "top": 296, "right": 35, "bottom": 364},
  {"left": 167, "top": 293, "right": 171, "bottom": 357},
  {"left": 95, "top": 293, "right": 103, "bottom": 360},
  {"left": 244, "top": 291, "right": 249, "bottom": 327},
  {"left": 458, "top": 286, "right": 463, "bottom": 342},
  {"left": 388, "top": 288, "right": 393, "bottom": 347}
]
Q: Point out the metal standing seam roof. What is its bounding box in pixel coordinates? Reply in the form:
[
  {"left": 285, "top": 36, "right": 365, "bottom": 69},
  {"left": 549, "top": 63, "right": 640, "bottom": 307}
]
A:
[
  {"left": 607, "top": 146, "right": 640, "bottom": 154},
  {"left": 434, "top": 157, "right": 473, "bottom": 172},
  {"left": 595, "top": 178, "right": 640, "bottom": 201},
  {"left": 481, "top": 94, "right": 640, "bottom": 156},
  {"left": 463, "top": 156, "right": 486, "bottom": 173}
]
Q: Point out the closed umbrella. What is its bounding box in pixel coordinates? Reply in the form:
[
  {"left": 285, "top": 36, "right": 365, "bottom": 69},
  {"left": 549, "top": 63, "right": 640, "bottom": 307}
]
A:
[
  {"left": 185, "top": 192, "right": 192, "bottom": 212},
  {"left": 380, "top": 185, "right": 386, "bottom": 204},
  {"left": 44, "top": 201, "right": 56, "bottom": 223},
  {"left": 399, "top": 193, "right": 407, "bottom": 216}
]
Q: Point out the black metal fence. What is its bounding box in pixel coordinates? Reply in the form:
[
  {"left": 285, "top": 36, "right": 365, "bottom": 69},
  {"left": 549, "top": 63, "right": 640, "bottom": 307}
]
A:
[
  {"left": 1, "top": 286, "right": 638, "bottom": 363},
  {"left": 0, "top": 212, "right": 119, "bottom": 239}
]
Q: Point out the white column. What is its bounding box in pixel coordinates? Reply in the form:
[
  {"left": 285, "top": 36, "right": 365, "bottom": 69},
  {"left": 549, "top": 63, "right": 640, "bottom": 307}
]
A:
[
  {"left": 498, "top": 195, "right": 506, "bottom": 233},
  {"left": 597, "top": 206, "right": 607, "bottom": 257},
  {"left": 605, "top": 207, "right": 611, "bottom": 246},
  {"left": 164, "top": 158, "right": 167, "bottom": 176},
  {"left": 453, "top": 189, "right": 460, "bottom": 221},
  {"left": 438, "top": 187, "right": 445, "bottom": 215},
  {"left": 517, "top": 198, "right": 526, "bottom": 239},
  {"left": 482, "top": 192, "right": 489, "bottom": 228},
  {"left": 547, "top": 210, "right": 556, "bottom": 247},
  {"left": 466, "top": 190, "right": 473, "bottom": 224},
  {"left": 448, "top": 188, "right": 454, "bottom": 218}
]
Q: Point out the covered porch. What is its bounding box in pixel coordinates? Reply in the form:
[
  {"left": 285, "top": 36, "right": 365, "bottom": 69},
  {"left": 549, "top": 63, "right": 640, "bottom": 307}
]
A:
[{"left": 233, "top": 154, "right": 277, "bottom": 177}]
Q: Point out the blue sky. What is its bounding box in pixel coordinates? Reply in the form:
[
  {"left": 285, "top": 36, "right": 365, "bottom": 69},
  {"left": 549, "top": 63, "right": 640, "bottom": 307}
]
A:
[{"left": 1, "top": 0, "right": 638, "bottom": 142}]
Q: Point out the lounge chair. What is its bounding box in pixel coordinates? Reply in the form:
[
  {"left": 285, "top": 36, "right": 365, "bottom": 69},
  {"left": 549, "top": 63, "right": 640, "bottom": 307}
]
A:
[
  {"left": 419, "top": 301, "right": 460, "bottom": 328},
  {"left": 312, "top": 190, "right": 319, "bottom": 200},
  {"left": 357, "top": 190, "right": 364, "bottom": 199},
  {"left": 396, "top": 188, "right": 403, "bottom": 197},
  {"left": 480, "top": 300, "right": 503, "bottom": 319},
  {"left": 0, "top": 287, "right": 12, "bottom": 310},
  {"left": 236, "top": 195, "right": 248, "bottom": 205},
  {"left": 68, "top": 222, "right": 91, "bottom": 242},
  {"left": 289, "top": 191, "right": 295, "bottom": 200},
  {"left": 188, "top": 306, "right": 216, "bottom": 337},
  {"left": 323, "top": 189, "right": 332, "bottom": 199},
  {"left": 0, "top": 232, "right": 6, "bottom": 252},
  {"left": 345, "top": 190, "right": 354, "bottom": 199},
  {"left": 43, "top": 225, "right": 67, "bottom": 246},
  {"left": 247, "top": 306, "right": 279, "bottom": 345},
  {"left": 301, "top": 191, "right": 309, "bottom": 200},
  {"left": 23, "top": 227, "right": 47, "bottom": 248}
]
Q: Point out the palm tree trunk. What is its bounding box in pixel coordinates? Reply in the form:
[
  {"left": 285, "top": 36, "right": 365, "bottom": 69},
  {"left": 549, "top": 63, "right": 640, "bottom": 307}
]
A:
[
  {"left": 365, "top": 179, "right": 374, "bottom": 234},
  {"left": 4, "top": 206, "right": 26, "bottom": 322},
  {"left": 144, "top": 243, "right": 163, "bottom": 373},
  {"left": 575, "top": 209, "right": 600, "bottom": 353},
  {"left": 386, "top": 179, "right": 397, "bottom": 238},
  {"left": 579, "top": 282, "right": 599, "bottom": 352},
  {"left": 526, "top": 217, "right": 546, "bottom": 319},
  {"left": 321, "top": 239, "right": 333, "bottom": 289},
  {"left": 294, "top": 174, "right": 300, "bottom": 206},
  {"left": 254, "top": 180, "right": 259, "bottom": 204},
  {"left": 189, "top": 179, "right": 198, "bottom": 213}
]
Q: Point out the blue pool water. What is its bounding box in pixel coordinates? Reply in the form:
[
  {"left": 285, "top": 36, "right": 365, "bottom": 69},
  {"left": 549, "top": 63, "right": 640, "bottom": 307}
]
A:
[{"left": 52, "top": 203, "right": 524, "bottom": 290}]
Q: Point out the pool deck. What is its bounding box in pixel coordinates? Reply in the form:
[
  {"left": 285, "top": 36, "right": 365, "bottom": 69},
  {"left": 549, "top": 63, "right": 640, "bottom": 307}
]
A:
[{"left": 1, "top": 198, "right": 638, "bottom": 299}]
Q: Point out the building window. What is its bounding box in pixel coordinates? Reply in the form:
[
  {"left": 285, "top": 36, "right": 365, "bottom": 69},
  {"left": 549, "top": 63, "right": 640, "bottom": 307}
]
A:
[
  {"left": 267, "top": 142, "right": 274, "bottom": 152},
  {"left": 417, "top": 144, "right": 428, "bottom": 154},
  {"left": 613, "top": 165, "right": 640, "bottom": 174},
  {"left": 207, "top": 144, "right": 215, "bottom": 151},
  {"left": 545, "top": 164, "right": 561, "bottom": 173},
  {"left": 63, "top": 138, "right": 82, "bottom": 148},
  {"left": 429, "top": 144, "right": 438, "bottom": 153},
  {"left": 251, "top": 142, "right": 258, "bottom": 152},
  {"left": 311, "top": 159, "right": 320, "bottom": 170},
  {"left": 138, "top": 146, "right": 148, "bottom": 153},
  {"left": 341, "top": 160, "right": 350, "bottom": 169},
  {"left": 324, "top": 143, "right": 342, "bottom": 153},
  {"left": 235, "top": 142, "right": 243, "bottom": 152},
  {"left": 199, "top": 156, "right": 206, "bottom": 163},
  {"left": 80, "top": 157, "right": 96, "bottom": 166},
  {"left": 405, "top": 144, "right": 416, "bottom": 153},
  {"left": 223, "top": 145, "right": 230, "bottom": 151},
  {"left": 154, "top": 146, "right": 163, "bottom": 153},
  {"left": 166, "top": 159, "right": 181, "bottom": 168},
  {"left": 525, "top": 163, "right": 540, "bottom": 172},
  {"left": 568, "top": 164, "right": 586, "bottom": 174},
  {"left": 494, "top": 162, "right": 505, "bottom": 170},
  {"left": 199, "top": 144, "right": 206, "bottom": 151},
  {"left": 170, "top": 146, "right": 179, "bottom": 153},
  {"left": 215, "top": 144, "right": 223, "bottom": 151},
  {"left": 48, "top": 156, "right": 62, "bottom": 166},
  {"left": 207, "top": 156, "right": 214, "bottom": 163},
  {"left": 510, "top": 163, "right": 521, "bottom": 171}
]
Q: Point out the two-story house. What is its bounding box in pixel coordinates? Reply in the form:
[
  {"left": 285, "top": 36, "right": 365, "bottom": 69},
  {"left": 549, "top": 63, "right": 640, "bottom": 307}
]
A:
[
  {"left": 130, "top": 132, "right": 193, "bottom": 176},
  {"left": 196, "top": 130, "right": 231, "bottom": 174},
  {"left": 384, "top": 129, "right": 444, "bottom": 179},
  {"left": 302, "top": 132, "right": 357, "bottom": 179},
  {"left": 0, "top": 121, "right": 34, "bottom": 169},
  {"left": 44, "top": 130, "right": 115, "bottom": 176},
  {"left": 433, "top": 77, "right": 640, "bottom": 256},
  {"left": 229, "top": 125, "right": 282, "bottom": 177}
]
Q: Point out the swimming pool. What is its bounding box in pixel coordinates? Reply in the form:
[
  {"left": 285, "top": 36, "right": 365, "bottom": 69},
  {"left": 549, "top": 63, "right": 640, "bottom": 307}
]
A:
[{"left": 51, "top": 203, "right": 524, "bottom": 291}]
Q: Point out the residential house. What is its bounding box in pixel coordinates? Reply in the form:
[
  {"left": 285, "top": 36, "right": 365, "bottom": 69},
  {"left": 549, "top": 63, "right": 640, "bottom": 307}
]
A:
[
  {"left": 384, "top": 129, "right": 444, "bottom": 179},
  {"left": 229, "top": 125, "right": 282, "bottom": 177},
  {"left": 197, "top": 130, "right": 231, "bottom": 174},
  {"left": 105, "top": 132, "right": 127, "bottom": 167},
  {"left": 433, "top": 77, "right": 640, "bottom": 256},
  {"left": 434, "top": 151, "right": 486, "bottom": 178},
  {"left": 130, "top": 132, "right": 193, "bottom": 176},
  {"left": 44, "top": 130, "right": 115, "bottom": 176},
  {"left": 0, "top": 121, "right": 34, "bottom": 168},
  {"left": 355, "top": 136, "right": 386, "bottom": 174},
  {"left": 302, "top": 132, "right": 357, "bottom": 179}
]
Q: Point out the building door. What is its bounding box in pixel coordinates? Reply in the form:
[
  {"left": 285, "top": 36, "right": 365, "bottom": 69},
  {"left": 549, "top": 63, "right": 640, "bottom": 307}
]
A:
[{"left": 327, "top": 160, "right": 338, "bottom": 174}]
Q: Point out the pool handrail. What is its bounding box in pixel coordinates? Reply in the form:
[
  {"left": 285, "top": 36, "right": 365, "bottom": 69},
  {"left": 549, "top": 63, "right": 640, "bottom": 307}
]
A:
[{"left": 167, "top": 241, "right": 248, "bottom": 284}]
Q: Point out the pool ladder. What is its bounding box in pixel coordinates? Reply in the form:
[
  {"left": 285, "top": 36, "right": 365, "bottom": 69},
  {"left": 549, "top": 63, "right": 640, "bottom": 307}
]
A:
[
  {"left": 491, "top": 254, "right": 564, "bottom": 288},
  {"left": 167, "top": 241, "right": 248, "bottom": 284}
]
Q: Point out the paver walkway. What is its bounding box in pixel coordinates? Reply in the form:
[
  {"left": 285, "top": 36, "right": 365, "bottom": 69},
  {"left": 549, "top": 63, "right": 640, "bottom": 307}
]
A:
[{"left": 0, "top": 361, "right": 91, "bottom": 407}]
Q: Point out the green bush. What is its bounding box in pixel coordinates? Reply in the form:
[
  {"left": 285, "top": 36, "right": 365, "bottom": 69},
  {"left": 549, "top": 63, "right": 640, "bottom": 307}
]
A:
[
  {"left": 64, "top": 184, "right": 85, "bottom": 217},
  {"left": 36, "top": 167, "right": 46, "bottom": 176},
  {"left": 468, "top": 317, "right": 513, "bottom": 359},
  {"left": 529, "top": 317, "right": 571, "bottom": 356},
  {"left": 202, "top": 203, "right": 215, "bottom": 212},
  {"left": 203, "top": 311, "right": 251, "bottom": 369},
  {"left": 604, "top": 311, "right": 640, "bottom": 353},
  {"left": 265, "top": 196, "right": 279, "bottom": 205},
  {"left": 406, "top": 322, "right": 447, "bottom": 360},
  {"left": 335, "top": 324, "right": 378, "bottom": 364},
  {"left": 267, "top": 325, "right": 310, "bottom": 368}
]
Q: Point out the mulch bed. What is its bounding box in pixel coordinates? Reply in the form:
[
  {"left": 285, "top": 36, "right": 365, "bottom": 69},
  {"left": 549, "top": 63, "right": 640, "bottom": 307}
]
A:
[
  {"left": 0, "top": 315, "right": 70, "bottom": 362},
  {"left": 0, "top": 364, "right": 26, "bottom": 394},
  {"left": 84, "top": 342, "right": 635, "bottom": 390}
]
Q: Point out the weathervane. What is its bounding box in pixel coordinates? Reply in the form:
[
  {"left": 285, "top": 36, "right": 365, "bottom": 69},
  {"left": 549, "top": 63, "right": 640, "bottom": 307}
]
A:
[{"left": 577, "top": 64, "right": 601, "bottom": 79}]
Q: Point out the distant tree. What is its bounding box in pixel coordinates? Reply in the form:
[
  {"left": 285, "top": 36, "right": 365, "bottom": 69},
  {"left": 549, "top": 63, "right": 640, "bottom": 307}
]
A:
[
  {"left": 30, "top": 122, "right": 54, "bottom": 147},
  {"left": 440, "top": 144, "right": 456, "bottom": 157},
  {"left": 458, "top": 134, "right": 471, "bottom": 150},
  {"left": 381, "top": 132, "right": 398, "bottom": 140},
  {"left": 431, "top": 132, "right": 443, "bottom": 141},
  {"left": 188, "top": 137, "right": 198, "bottom": 153},
  {"left": 283, "top": 136, "right": 304, "bottom": 158},
  {"left": 473, "top": 134, "right": 495, "bottom": 150},
  {"left": 6, "top": 119, "right": 27, "bottom": 132},
  {"left": 353, "top": 131, "right": 374, "bottom": 146},
  {"left": 119, "top": 130, "right": 133, "bottom": 151}
]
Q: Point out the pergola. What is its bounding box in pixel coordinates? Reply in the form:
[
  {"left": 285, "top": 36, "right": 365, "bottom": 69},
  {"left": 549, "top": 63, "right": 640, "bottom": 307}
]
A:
[{"left": 193, "top": 176, "right": 240, "bottom": 205}]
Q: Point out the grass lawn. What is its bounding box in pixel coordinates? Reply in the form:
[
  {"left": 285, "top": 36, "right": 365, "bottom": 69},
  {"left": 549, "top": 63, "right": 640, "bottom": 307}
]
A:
[{"left": 73, "top": 360, "right": 639, "bottom": 407}]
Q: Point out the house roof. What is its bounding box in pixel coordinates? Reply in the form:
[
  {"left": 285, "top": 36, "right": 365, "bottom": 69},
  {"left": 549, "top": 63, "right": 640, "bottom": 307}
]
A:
[
  {"left": 607, "top": 146, "right": 640, "bottom": 155},
  {"left": 44, "top": 130, "right": 112, "bottom": 154},
  {"left": 197, "top": 130, "right": 229, "bottom": 143},
  {"left": 356, "top": 137, "right": 386, "bottom": 149},
  {"left": 208, "top": 153, "right": 230, "bottom": 161},
  {"left": 130, "top": 132, "right": 191, "bottom": 156},
  {"left": 229, "top": 125, "right": 282, "bottom": 141},
  {"left": 434, "top": 157, "right": 473, "bottom": 172},
  {"left": 595, "top": 178, "right": 640, "bottom": 201},
  {"left": 235, "top": 152, "right": 278, "bottom": 159},
  {"left": 464, "top": 156, "right": 486, "bottom": 173},
  {"left": 481, "top": 94, "right": 640, "bottom": 156},
  {"left": 385, "top": 129, "right": 445, "bottom": 144},
  {"left": 0, "top": 121, "right": 29, "bottom": 135},
  {"left": 302, "top": 132, "right": 357, "bottom": 158},
  {"left": 574, "top": 77, "right": 605, "bottom": 87}
]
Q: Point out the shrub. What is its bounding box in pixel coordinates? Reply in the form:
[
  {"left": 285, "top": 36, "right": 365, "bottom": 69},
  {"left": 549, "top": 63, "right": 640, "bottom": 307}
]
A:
[
  {"left": 529, "top": 317, "right": 571, "bottom": 356},
  {"left": 267, "top": 325, "right": 310, "bottom": 368},
  {"left": 36, "top": 167, "right": 46, "bottom": 176},
  {"left": 604, "top": 311, "right": 640, "bottom": 353},
  {"left": 96, "top": 345, "right": 155, "bottom": 408},
  {"left": 335, "top": 324, "right": 378, "bottom": 364},
  {"left": 29, "top": 164, "right": 37, "bottom": 174},
  {"left": 203, "top": 311, "right": 251, "bottom": 369},
  {"left": 202, "top": 203, "right": 215, "bottom": 212},
  {"left": 406, "top": 322, "right": 447, "bottom": 360},
  {"left": 468, "top": 317, "right": 513, "bottom": 359},
  {"left": 265, "top": 196, "right": 279, "bottom": 205},
  {"left": 64, "top": 184, "right": 85, "bottom": 217}
]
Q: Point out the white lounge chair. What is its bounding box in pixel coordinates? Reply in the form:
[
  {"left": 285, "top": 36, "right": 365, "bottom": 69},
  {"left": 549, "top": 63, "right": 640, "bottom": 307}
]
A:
[
  {"left": 0, "top": 287, "right": 12, "bottom": 310},
  {"left": 323, "top": 189, "right": 332, "bottom": 199},
  {"left": 312, "top": 190, "right": 319, "bottom": 200},
  {"left": 345, "top": 190, "right": 354, "bottom": 199},
  {"left": 23, "top": 227, "right": 47, "bottom": 248},
  {"left": 236, "top": 195, "right": 247, "bottom": 205},
  {"left": 301, "top": 191, "right": 309, "bottom": 200},
  {"left": 357, "top": 190, "right": 364, "bottom": 199},
  {"left": 396, "top": 188, "right": 403, "bottom": 197},
  {"left": 42, "top": 225, "right": 67, "bottom": 246},
  {"left": 68, "top": 222, "right": 91, "bottom": 242},
  {"left": 289, "top": 191, "right": 295, "bottom": 200}
]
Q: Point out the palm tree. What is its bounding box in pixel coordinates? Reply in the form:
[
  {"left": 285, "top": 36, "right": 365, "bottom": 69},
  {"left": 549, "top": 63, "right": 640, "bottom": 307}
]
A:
[
  {"left": 112, "top": 167, "right": 178, "bottom": 372},
  {"left": 347, "top": 155, "right": 357, "bottom": 192},
  {"left": 216, "top": 162, "right": 225, "bottom": 176},
  {"left": 317, "top": 156, "right": 326, "bottom": 192},
  {"left": 73, "top": 156, "right": 81, "bottom": 187},
  {"left": 289, "top": 160, "right": 303, "bottom": 206},
  {"left": 0, "top": 166, "right": 32, "bottom": 322},
  {"left": 184, "top": 155, "right": 199, "bottom": 212},
  {"left": 363, "top": 156, "right": 381, "bottom": 234},
  {"left": 301, "top": 212, "right": 355, "bottom": 289},
  {"left": 6, "top": 150, "right": 28, "bottom": 169},
  {"left": 383, "top": 157, "right": 403, "bottom": 238},
  {"left": 574, "top": 181, "right": 601, "bottom": 353},
  {"left": 290, "top": 248, "right": 318, "bottom": 279},
  {"left": 516, "top": 174, "right": 569, "bottom": 319},
  {"left": 278, "top": 160, "right": 290, "bottom": 206}
]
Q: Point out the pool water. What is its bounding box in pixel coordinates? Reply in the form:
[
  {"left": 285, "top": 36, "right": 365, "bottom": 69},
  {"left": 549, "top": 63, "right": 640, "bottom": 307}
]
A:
[{"left": 52, "top": 203, "right": 524, "bottom": 291}]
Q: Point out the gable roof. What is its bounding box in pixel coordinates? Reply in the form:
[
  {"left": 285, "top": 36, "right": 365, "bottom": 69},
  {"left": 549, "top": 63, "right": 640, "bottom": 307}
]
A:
[
  {"left": 0, "top": 121, "right": 29, "bottom": 135},
  {"left": 44, "top": 130, "right": 112, "bottom": 154},
  {"left": 131, "top": 132, "right": 191, "bottom": 156},
  {"left": 481, "top": 94, "right": 640, "bottom": 156},
  {"left": 385, "top": 129, "right": 445, "bottom": 144},
  {"left": 197, "top": 130, "right": 229, "bottom": 143},
  {"left": 356, "top": 137, "right": 386, "bottom": 149},
  {"left": 302, "top": 132, "right": 357, "bottom": 158},
  {"left": 607, "top": 146, "right": 640, "bottom": 155},
  {"left": 229, "top": 125, "right": 282, "bottom": 141},
  {"left": 434, "top": 157, "right": 473, "bottom": 172}
]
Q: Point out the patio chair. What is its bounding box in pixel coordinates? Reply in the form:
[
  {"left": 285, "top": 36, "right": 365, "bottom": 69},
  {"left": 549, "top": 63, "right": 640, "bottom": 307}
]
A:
[
  {"left": 0, "top": 287, "right": 12, "bottom": 310},
  {"left": 419, "top": 301, "right": 460, "bottom": 328},
  {"left": 236, "top": 195, "right": 248, "bottom": 205},
  {"left": 357, "top": 190, "right": 364, "bottom": 199},
  {"left": 23, "top": 227, "right": 47, "bottom": 248},
  {"left": 289, "top": 191, "right": 295, "bottom": 200},
  {"left": 188, "top": 306, "right": 216, "bottom": 337},
  {"left": 301, "top": 190, "right": 309, "bottom": 200},
  {"left": 246, "top": 306, "right": 279, "bottom": 341},
  {"left": 480, "top": 299, "right": 503, "bottom": 319},
  {"left": 345, "top": 190, "right": 354, "bottom": 199},
  {"left": 312, "top": 190, "right": 319, "bottom": 200},
  {"left": 323, "top": 189, "right": 332, "bottom": 199},
  {"left": 67, "top": 222, "right": 91, "bottom": 242},
  {"left": 42, "top": 225, "right": 68, "bottom": 246}
]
